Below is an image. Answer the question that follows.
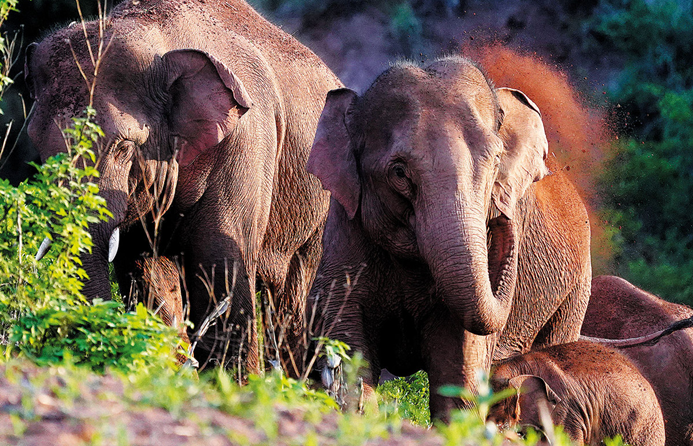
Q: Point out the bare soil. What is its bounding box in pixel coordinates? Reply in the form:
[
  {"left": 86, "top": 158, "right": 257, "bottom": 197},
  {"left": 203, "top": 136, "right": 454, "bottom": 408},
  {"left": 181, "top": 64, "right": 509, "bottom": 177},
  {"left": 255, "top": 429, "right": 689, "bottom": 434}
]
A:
[{"left": 0, "top": 363, "right": 445, "bottom": 445}]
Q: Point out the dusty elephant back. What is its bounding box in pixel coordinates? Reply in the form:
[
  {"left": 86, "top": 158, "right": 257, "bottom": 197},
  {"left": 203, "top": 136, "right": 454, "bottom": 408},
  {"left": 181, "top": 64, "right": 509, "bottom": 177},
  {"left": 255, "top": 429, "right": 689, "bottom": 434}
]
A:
[
  {"left": 582, "top": 275, "right": 693, "bottom": 446},
  {"left": 106, "top": 0, "right": 341, "bottom": 125}
]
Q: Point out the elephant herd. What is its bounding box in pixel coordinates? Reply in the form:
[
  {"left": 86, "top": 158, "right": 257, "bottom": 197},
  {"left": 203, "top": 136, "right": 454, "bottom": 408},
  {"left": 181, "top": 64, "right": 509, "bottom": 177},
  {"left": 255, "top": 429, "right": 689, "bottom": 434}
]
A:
[{"left": 25, "top": 0, "right": 693, "bottom": 444}]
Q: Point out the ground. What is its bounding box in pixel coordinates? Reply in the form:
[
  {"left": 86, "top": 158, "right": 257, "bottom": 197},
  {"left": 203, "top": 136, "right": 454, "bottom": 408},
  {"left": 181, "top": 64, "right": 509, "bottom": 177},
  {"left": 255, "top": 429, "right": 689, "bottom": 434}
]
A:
[{"left": 0, "top": 362, "right": 446, "bottom": 445}]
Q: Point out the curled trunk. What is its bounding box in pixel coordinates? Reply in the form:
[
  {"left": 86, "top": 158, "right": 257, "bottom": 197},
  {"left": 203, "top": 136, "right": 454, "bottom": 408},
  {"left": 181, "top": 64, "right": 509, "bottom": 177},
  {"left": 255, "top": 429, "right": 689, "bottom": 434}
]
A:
[{"left": 419, "top": 196, "right": 518, "bottom": 336}]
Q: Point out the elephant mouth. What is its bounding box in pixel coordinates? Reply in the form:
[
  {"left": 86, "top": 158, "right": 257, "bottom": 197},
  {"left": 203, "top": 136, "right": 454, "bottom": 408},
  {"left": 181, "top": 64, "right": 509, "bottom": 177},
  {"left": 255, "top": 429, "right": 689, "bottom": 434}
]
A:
[{"left": 487, "top": 205, "right": 516, "bottom": 296}]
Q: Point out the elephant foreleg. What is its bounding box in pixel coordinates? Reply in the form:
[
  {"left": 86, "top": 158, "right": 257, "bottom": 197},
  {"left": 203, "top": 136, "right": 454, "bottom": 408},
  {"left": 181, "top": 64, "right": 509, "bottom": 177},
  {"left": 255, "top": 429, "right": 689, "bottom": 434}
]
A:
[
  {"left": 423, "top": 309, "right": 497, "bottom": 422},
  {"left": 182, "top": 231, "right": 260, "bottom": 375},
  {"left": 261, "top": 223, "right": 325, "bottom": 377}
]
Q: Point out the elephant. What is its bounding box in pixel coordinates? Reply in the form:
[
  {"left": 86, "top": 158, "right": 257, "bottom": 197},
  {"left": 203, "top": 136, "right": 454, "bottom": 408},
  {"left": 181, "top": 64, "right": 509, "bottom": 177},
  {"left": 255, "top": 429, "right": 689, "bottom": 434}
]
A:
[
  {"left": 305, "top": 56, "right": 592, "bottom": 419},
  {"left": 488, "top": 341, "right": 666, "bottom": 446},
  {"left": 25, "top": 0, "right": 342, "bottom": 375},
  {"left": 582, "top": 275, "right": 693, "bottom": 446}
]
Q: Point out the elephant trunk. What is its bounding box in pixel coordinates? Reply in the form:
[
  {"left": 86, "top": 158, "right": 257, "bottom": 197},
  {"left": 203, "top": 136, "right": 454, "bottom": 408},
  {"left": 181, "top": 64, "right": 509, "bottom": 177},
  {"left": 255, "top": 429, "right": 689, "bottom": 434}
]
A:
[
  {"left": 80, "top": 221, "right": 117, "bottom": 300},
  {"left": 419, "top": 194, "right": 517, "bottom": 336},
  {"left": 79, "top": 146, "right": 134, "bottom": 301},
  {"left": 79, "top": 154, "right": 178, "bottom": 301}
]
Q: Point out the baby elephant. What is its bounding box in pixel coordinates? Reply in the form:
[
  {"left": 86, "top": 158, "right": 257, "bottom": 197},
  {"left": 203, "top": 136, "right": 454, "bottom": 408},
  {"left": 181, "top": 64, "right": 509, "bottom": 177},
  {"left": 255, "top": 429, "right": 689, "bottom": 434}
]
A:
[{"left": 488, "top": 341, "right": 665, "bottom": 446}]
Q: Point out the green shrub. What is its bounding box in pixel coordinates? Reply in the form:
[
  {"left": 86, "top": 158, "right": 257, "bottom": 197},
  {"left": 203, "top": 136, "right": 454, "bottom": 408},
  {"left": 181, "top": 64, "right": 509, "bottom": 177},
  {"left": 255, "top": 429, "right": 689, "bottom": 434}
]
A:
[
  {"left": 378, "top": 370, "right": 431, "bottom": 426},
  {"left": 0, "top": 106, "right": 179, "bottom": 374},
  {"left": 0, "top": 108, "right": 108, "bottom": 310},
  {"left": 10, "top": 300, "right": 179, "bottom": 373}
]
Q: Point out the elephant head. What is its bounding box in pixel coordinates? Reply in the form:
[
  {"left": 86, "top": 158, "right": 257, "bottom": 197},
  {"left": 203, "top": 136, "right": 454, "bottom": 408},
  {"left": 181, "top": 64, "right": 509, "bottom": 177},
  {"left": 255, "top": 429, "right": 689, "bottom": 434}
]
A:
[
  {"left": 307, "top": 57, "right": 549, "bottom": 336},
  {"left": 25, "top": 22, "right": 252, "bottom": 299},
  {"left": 488, "top": 374, "right": 560, "bottom": 432}
]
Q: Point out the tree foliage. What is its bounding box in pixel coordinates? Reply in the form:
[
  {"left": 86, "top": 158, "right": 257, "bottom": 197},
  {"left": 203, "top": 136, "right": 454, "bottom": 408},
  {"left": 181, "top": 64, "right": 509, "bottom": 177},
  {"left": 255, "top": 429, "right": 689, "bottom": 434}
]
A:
[{"left": 588, "top": 0, "right": 693, "bottom": 303}]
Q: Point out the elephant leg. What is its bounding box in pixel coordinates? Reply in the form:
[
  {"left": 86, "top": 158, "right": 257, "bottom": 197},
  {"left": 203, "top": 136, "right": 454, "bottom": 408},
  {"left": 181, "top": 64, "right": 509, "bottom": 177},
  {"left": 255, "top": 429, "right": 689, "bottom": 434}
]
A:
[
  {"left": 423, "top": 310, "right": 497, "bottom": 422},
  {"left": 182, "top": 233, "right": 259, "bottom": 375},
  {"left": 267, "top": 224, "right": 325, "bottom": 377},
  {"left": 305, "top": 286, "right": 378, "bottom": 412},
  {"left": 531, "top": 279, "right": 590, "bottom": 350}
]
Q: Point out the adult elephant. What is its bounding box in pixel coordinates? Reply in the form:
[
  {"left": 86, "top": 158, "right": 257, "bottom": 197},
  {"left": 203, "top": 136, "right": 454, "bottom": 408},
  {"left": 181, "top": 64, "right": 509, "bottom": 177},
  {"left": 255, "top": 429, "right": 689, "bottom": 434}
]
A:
[
  {"left": 582, "top": 276, "right": 693, "bottom": 446},
  {"left": 307, "top": 57, "right": 591, "bottom": 419},
  {"left": 26, "top": 0, "right": 341, "bottom": 375}
]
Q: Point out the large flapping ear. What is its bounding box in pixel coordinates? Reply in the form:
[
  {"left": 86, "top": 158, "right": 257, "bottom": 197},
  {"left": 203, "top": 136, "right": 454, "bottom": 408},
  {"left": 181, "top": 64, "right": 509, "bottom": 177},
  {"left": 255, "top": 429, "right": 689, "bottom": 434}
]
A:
[
  {"left": 162, "top": 49, "right": 253, "bottom": 166},
  {"left": 306, "top": 88, "right": 360, "bottom": 220},
  {"left": 492, "top": 88, "right": 550, "bottom": 219},
  {"left": 509, "top": 374, "right": 560, "bottom": 429}
]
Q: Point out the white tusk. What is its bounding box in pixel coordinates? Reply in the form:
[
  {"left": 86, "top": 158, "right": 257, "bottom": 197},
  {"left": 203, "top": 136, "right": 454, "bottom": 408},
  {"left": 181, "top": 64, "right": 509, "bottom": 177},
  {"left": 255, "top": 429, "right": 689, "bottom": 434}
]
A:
[
  {"left": 108, "top": 227, "right": 120, "bottom": 263},
  {"left": 35, "top": 237, "right": 53, "bottom": 261},
  {"left": 322, "top": 366, "right": 334, "bottom": 389}
]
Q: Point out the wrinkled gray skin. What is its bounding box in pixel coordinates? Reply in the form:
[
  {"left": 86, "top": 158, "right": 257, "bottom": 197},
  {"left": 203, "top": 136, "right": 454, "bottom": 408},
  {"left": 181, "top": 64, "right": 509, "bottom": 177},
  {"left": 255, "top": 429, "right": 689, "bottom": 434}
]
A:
[
  {"left": 582, "top": 275, "right": 693, "bottom": 446},
  {"left": 488, "top": 341, "right": 665, "bottom": 446},
  {"left": 307, "top": 57, "right": 592, "bottom": 419},
  {"left": 26, "top": 0, "right": 341, "bottom": 374}
]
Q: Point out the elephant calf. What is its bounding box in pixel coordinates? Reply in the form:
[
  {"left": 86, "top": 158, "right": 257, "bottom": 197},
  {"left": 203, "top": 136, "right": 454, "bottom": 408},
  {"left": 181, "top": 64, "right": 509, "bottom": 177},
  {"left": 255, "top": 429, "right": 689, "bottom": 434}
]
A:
[{"left": 488, "top": 341, "right": 665, "bottom": 446}]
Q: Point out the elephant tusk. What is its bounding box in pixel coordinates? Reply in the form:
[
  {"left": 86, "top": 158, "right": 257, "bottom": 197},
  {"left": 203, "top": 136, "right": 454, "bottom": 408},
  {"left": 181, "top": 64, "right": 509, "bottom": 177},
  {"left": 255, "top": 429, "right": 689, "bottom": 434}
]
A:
[
  {"left": 35, "top": 237, "right": 52, "bottom": 261},
  {"left": 321, "top": 353, "right": 342, "bottom": 399},
  {"left": 322, "top": 365, "right": 335, "bottom": 389},
  {"left": 108, "top": 228, "right": 120, "bottom": 263}
]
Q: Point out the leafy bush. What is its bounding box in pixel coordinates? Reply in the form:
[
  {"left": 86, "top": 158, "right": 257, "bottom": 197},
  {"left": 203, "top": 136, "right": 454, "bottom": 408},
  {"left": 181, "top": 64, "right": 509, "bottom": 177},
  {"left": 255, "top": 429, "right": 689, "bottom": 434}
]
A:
[
  {"left": 0, "top": 108, "right": 108, "bottom": 310},
  {"left": 587, "top": 0, "right": 693, "bottom": 303},
  {"left": 0, "top": 106, "right": 179, "bottom": 373},
  {"left": 10, "top": 300, "right": 179, "bottom": 373},
  {"left": 378, "top": 370, "right": 431, "bottom": 426}
]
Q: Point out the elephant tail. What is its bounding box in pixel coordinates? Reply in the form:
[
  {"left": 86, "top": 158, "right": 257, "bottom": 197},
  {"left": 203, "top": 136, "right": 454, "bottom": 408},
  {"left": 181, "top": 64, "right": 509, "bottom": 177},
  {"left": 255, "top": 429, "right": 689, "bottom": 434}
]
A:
[{"left": 579, "top": 315, "right": 693, "bottom": 348}]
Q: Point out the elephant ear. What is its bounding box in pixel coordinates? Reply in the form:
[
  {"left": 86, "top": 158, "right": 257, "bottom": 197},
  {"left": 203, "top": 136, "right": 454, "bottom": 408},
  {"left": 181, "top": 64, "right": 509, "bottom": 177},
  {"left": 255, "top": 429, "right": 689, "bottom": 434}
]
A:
[
  {"left": 509, "top": 374, "right": 560, "bottom": 429},
  {"left": 492, "top": 88, "right": 550, "bottom": 219},
  {"left": 162, "top": 49, "right": 253, "bottom": 166},
  {"left": 306, "top": 88, "right": 360, "bottom": 220},
  {"left": 24, "top": 42, "right": 39, "bottom": 100}
]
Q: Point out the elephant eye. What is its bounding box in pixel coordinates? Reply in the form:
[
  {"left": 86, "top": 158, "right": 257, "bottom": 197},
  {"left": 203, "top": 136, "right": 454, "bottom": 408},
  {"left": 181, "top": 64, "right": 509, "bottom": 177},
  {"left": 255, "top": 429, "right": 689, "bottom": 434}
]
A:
[
  {"left": 393, "top": 164, "right": 407, "bottom": 178},
  {"left": 389, "top": 162, "right": 416, "bottom": 199},
  {"left": 113, "top": 139, "right": 136, "bottom": 162}
]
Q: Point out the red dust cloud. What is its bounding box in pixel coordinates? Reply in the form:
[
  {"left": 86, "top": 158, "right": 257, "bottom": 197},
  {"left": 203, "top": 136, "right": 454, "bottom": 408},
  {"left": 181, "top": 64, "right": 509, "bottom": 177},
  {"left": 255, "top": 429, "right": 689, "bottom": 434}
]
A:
[{"left": 466, "top": 43, "right": 617, "bottom": 273}]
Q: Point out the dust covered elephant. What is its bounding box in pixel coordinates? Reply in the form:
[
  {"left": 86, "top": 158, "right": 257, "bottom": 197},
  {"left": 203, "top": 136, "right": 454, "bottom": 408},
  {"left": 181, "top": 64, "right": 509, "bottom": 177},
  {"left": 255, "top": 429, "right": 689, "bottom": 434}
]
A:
[
  {"left": 306, "top": 57, "right": 591, "bottom": 419},
  {"left": 582, "top": 275, "right": 693, "bottom": 446},
  {"left": 26, "top": 0, "right": 341, "bottom": 374},
  {"left": 488, "top": 341, "right": 665, "bottom": 446}
]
